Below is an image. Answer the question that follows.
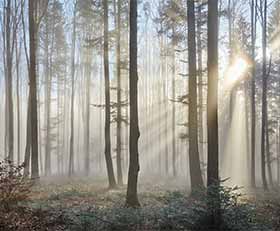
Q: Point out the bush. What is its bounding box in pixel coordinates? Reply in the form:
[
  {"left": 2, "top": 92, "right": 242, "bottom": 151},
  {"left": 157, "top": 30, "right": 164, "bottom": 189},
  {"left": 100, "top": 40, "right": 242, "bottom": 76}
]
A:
[
  {"left": 0, "top": 159, "right": 33, "bottom": 211},
  {"left": 190, "top": 183, "right": 257, "bottom": 230}
]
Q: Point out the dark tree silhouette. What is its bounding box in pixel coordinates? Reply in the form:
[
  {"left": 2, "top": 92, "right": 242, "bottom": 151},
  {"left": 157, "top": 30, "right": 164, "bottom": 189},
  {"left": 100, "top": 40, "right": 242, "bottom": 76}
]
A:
[
  {"left": 126, "top": 0, "right": 140, "bottom": 208},
  {"left": 187, "top": 0, "right": 204, "bottom": 191},
  {"left": 103, "top": 0, "right": 117, "bottom": 189},
  {"left": 28, "top": 0, "right": 39, "bottom": 179},
  {"left": 207, "top": 0, "right": 220, "bottom": 227}
]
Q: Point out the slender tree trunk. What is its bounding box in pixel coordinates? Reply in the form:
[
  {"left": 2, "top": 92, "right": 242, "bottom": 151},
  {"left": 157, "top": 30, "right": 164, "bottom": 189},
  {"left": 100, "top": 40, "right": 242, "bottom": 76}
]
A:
[
  {"left": 114, "top": 0, "right": 123, "bottom": 185},
  {"left": 57, "top": 74, "right": 61, "bottom": 175},
  {"left": 244, "top": 83, "right": 251, "bottom": 184},
  {"left": 197, "top": 2, "right": 204, "bottom": 180},
  {"left": 250, "top": 0, "right": 256, "bottom": 188},
  {"left": 84, "top": 49, "right": 91, "bottom": 176},
  {"left": 5, "top": 0, "right": 14, "bottom": 162},
  {"left": 38, "top": 85, "right": 43, "bottom": 175},
  {"left": 103, "top": 0, "right": 117, "bottom": 188},
  {"left": 44, "top": 25, "right": 51, "bottom": 175},
  {"left": 62, "top": 64, "right": 67, "bottom": 174},
  {"left": 126, "top": 0, "right": 140, "bottom": 207},
  {"left": 187, "top": 0, "right": 204, "bottom": 190},
  {"left": 16, "top": 36, "right": 21, "bottom": 165},
  {"left": 266, "top": 122, "right": 273, "bottom": 186},
  {"left": 99, "top": 55, "right": 103, "bottom": 172},
  {"left": 163, "top": 36, "right": 169, "bottom": 178},
  {"left": 69, "top": 2, "right": 76, "bottom": 177},
  {"left": 260, "top": 0, "right": 268, "bottom": 191},
  {"left": 171, "top": 37, "right": 176, "bottom": 177},
  {"left": 228, "top": 0, "right": 234, "bottom": 125},
  {"left": 24, "top": 95, "right": 31, "bottom": 176},
  {"left": 29, "top": 0, "right": 39, "bottom": 179},
  {"left": 207, "top": 0, "right": 220, "bottom": 227}
]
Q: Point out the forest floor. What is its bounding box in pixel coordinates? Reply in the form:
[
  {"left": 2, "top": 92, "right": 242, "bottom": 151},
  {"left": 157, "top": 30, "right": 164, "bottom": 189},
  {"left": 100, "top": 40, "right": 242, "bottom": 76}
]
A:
[{"left": 2, "top": 177, "right": 280, "bottom": 231}]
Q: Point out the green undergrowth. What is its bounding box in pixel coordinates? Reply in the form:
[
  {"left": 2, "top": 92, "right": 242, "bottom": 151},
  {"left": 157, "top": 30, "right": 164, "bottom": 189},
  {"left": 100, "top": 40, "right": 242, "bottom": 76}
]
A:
[
  {"left": 2, "top": 178, "right": 278, "bottom": 231},
  {"left": 24, "top": 182, "right": 275, "bottom": 231}
]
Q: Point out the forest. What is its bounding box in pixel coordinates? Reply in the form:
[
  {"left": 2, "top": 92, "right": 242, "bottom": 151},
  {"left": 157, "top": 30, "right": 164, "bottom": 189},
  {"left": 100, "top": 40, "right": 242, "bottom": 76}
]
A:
[{"left": 0, "top": 0, "right": 280, "bottom": 230}]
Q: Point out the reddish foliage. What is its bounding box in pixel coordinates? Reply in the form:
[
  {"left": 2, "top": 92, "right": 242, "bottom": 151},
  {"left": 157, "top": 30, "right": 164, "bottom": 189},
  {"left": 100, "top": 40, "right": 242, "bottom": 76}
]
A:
[{"left": 0, "top": 159, "right": 33, "bottom": 211}]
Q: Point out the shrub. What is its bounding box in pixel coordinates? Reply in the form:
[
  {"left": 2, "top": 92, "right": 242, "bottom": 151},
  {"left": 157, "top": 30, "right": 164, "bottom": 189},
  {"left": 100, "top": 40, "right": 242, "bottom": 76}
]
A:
[
  {"left": 0, "top": 159, "right": 33, "bottom": 211},
  {"left": 191, "top": 183, "right": 257, "bottom": 230}
]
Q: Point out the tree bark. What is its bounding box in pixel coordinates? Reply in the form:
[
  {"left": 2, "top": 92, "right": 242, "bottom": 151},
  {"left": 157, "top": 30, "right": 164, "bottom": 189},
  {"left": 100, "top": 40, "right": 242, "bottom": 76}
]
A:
[
  {"left": 29, "top": 0, "right": 39, "bottom": 179},
  {"left": 187, "top": 0, "right": 204, "bottom": 190},
  {"left": 84, "top": 48, "right": 91, "bottom": 176},
  {"left": 266, "top": 122, "right": 273, "bottom": 186},
  {"left": 171, "top": 35, "right": 176, "bottom": 177},
  {"left": 207, "top": 0, "right": 220, "bottom": 227},
  {"left": 44, "top": 13, "right": 51, "bottom": 176},
  {"left": 103, "top": 0, "right": 117, "bottom": 188},
  {"left": 5, "top": 0, "right": 14, "bottom": 162},
  {"left": 260, "top": 0, "right": 268, "bottom": 191},
  {"left": 126, "top": 0, "right": 140, "bottom": 207},
  {"left": 197, "top": 1, "right": 205, "bottom": 181},
  {"left": 114, "top": 0, "right": 123, "bottom": 185},
  {"left": 15, "top": 34, "right": 21, "bottom": 165},
  {"left": 250, "top": 0, "right": 256, "bottom": 188},
  {"left": 69, "top": 1, "right": 77, "bottom": 177},
  {"left": 24, "top": 95, "right": 31, "bottom": 176}
]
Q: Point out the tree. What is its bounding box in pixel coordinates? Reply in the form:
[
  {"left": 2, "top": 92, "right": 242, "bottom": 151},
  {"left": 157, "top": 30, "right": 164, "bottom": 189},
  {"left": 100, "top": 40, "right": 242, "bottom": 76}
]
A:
[
  {"left": 42, "top": 2, "right": 52, "bottom": 176},
  {"left": 3, "top": 0, "right": 20, "bottom": 161},
  {"left": 207, "top": 0, "right": 220, "bottom": 227},
  {"left": 69, "top": 1, "right": 77, "bottom": 177},
  {"left": 41, "top": 0, "right": 67, "bottom": 176},
  {"left": 250, "top": 0, "right": 256, "bottom": 189},
  {"left": 126, "top": 0, "right": 140, "bottom": 207},
  {"left": 260, "top": 0, "right": 269, "bottom": 190},
  {"left": 76, "top": 0, "right": 97, "bottom": 176},
  {"left": 187, "top": 0, "right": 204, "bottom": 191},
  {"left": 156, "top": 0, "right": 187, "bottom": 177},
  {"left": 197, "top": 1, "right": 206, "bottom": 180},
  {"left": 15, "top": 31, "right": 22, "bottom": 165},
  {"left": 207, "top": 0, "right": 219, "bottom": 188},
  {"left": 103, "top": 0, "right": 117, "bottom": 188},
  {"left": 114, "top": 0, "right": 123, "bottom": 185},
  {"left": 28, "top": 0, "right": 39, "bottom": 179}
]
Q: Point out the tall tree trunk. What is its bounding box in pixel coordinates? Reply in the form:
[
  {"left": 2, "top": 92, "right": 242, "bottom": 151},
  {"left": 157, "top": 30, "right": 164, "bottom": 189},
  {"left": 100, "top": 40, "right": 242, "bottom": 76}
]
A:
[
  {"left": 16, "top": 35, "right": 21, "bottom": 165},
  {"left": 260, "top": 0, "right": 268, "bottom": 191},
  {"left": 69, "top": 1, "right": 76, "bottom": 177},
  {"left": 114, "top": 0, "right": 123, "bottom": 185},
  {"left": 228, "top": 0, "right": 234, "bottom": 124},
  {"left": 44, "top": 23, "right": 51, "bottom": 175},
  {"left": 62, "top": 64, "right": 67, "bottom": 174},
  {"left": 29, "top": 0, "right": 39, "bottom": 179},
  {"left": 103, "top": 0, "right": 117, "bottom": 188},
  {"left": 37, "top": 84, "right": 43, "bottom": 175},
  {"left": 5, "top": 0, "right": 14, "bottom": 161},
  {"left": 84, "top": 50, "right": 91, "bottom": 176},
  {"left": 24, "top": 95, "right": 31, "bottom": 176},
  {"left": 57, "top": 74, "right": 61, "bottom": 175},
  {"left": 163, "top": 36, "right": 169, "bottom": 178},
  {"left": 187, "top": 0, "right": 204, "bottom": 191},
  {"left": 207, "top": 0, "right": 220, "bottom": 227},
  {"left": 266, "top": 122, "right": 273, "bottom": 186},
  {"left": 126, "top": 0, "right": 140, "bottom": 207},
  {"left": 197, "top": 2, "right": 204, "bottom": 180},
  {"left": 250, "top": 0, "right": 256, "bottom": 188},
  {"left": 171, "top": 36, "right": 176, "bottom": 177}
]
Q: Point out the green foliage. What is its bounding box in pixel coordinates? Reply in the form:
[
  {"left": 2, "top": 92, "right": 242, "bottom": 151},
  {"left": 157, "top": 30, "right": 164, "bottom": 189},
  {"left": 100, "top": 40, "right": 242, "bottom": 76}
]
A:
[{"left": 190, "top": 184, "right": 260, "bottom": 230}]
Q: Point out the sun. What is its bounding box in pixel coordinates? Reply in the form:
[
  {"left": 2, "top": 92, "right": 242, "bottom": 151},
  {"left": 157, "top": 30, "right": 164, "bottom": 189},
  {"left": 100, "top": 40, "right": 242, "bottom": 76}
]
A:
[{"left": 224, "top": 56, "right": 250, "bottom": 91}]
